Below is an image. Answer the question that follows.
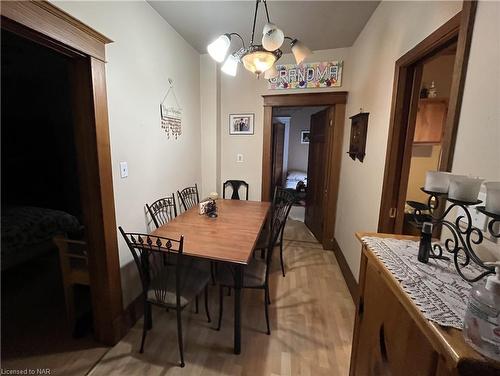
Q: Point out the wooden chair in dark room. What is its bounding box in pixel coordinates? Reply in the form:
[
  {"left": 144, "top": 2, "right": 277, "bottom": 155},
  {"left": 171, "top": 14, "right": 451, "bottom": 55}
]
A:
[
  {"left": 222, "top": 180, "right": 249, "bottom": 200},
  {"left": 119, "top": 228, "right": 211, "bottom": 368}
]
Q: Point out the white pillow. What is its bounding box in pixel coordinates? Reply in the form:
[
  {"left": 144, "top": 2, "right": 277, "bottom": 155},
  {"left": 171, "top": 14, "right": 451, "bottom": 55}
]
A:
[{"left": 287, "top": 170, "right": 307, "bottom": 181}]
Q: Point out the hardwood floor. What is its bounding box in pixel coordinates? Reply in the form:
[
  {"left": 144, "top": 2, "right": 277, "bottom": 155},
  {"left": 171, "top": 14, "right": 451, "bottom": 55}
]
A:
[{"left": 87, "top": 220, "right": 354, "bottom": 376}]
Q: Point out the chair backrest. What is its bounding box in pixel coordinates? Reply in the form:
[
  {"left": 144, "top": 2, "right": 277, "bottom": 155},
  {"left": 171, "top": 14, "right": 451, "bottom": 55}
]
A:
[
  {"left": 269, "top": 187, "right": 295, "bottom": 248},
  {"left": 177, "top": 184, "right": 199, "bottom": 211},
  {"left": 119, "top": 227, "right": 184, "bottom": 306},
  {"left": 146, "top": 194, "right": 177, "bottom": 228},
  {"left": 223, "top": 180, "right": 249, "bottom": 200},
  {"left": 263, "top": 187, "right": 295, "bottom": 280}
]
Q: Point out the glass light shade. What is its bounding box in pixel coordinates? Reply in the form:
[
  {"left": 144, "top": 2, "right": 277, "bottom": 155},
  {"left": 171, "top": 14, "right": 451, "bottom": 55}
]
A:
[
  {"left": 262, "top": 22, "right": 276, "bottom": 35},
  {"left": 221, "top": 54, "right": 239, "bottom": 76},
  {"left": 262, "top": 27, "right": 284, "bottom": 51},
  {"left": 291, "top": 39, "right": 312, "bottom": 64},
  {"left": 264, "top": 65, "right": 279, "bottom": 79},
  {"left": 207, "top": 34, "right": 231, "bottom": 62},
  {"left": 241, "top": 50, "right": 277, "bottom": 76}
]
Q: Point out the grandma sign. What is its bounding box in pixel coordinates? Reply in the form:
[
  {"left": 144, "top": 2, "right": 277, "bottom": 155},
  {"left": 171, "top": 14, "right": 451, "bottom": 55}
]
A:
[{"left": 268, "top": 61, "right": 343, "bottom": 90}]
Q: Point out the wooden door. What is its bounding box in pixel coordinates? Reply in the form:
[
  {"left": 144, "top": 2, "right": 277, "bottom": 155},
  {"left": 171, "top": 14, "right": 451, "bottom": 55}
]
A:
[
  {"left": 305, "top": 109, "right": 329, "bottom": 241},
  {"left": 272, "top": 121, "right": 285, "bottom": 189}
]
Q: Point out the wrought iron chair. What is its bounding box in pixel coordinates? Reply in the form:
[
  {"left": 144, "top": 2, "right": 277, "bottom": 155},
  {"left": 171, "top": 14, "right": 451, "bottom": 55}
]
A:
[
  {"left": 215, "top": 186, "right": 294, "bottom": 334},
  {"left": 177, "top": 184, "right": 200, "bottom": 212},
  {"left": 146, "top": 194, "right": 177, "bottom": 228},
  {"left": 223, "top": 180, "right": 249, "bottom": 200},
  {"left": 119, "top": 227, "right": 211, "bottom": 368},
  {"left": 255, "top": 187, "right": 295, "bottom": 277}
]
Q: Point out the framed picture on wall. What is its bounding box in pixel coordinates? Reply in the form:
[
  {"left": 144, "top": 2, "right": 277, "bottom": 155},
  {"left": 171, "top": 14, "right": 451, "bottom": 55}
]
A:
[
  {"left": 301, "top": 130, "right": 310, "bottom": 144},
  {"left": 229, "top": 113, "right": 254, "bottom": 135}
]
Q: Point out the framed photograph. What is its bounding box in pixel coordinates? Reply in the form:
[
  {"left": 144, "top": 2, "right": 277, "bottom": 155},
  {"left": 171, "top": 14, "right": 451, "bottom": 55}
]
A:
[
  {"left": 229, "top": 113, "right": 254, "bottom": 135},
  {"left": 301, "top": 130, "right": 310, "bottom": 144}
]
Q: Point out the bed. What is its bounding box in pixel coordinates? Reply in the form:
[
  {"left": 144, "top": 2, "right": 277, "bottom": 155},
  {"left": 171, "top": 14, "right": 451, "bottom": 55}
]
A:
[
  {"left": 1, "top": 206, "right": 81, "bottom": 270},
  {"left": 284, "top": 170, "right": 307, "bottom": 205},
  {"left": 285, "top": 170, "right": 307, "bottom": 190}
]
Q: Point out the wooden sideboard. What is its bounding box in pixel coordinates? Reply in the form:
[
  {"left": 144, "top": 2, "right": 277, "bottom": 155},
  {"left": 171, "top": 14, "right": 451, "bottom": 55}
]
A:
[{"left": 349, "top": 232, "right": 500, "bottom": 376}]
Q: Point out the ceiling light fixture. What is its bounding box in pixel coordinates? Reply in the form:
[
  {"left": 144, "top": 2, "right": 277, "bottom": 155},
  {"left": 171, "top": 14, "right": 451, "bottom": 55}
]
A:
[{"left": 207, "top": 0, "right": 311, "bottom": 78}]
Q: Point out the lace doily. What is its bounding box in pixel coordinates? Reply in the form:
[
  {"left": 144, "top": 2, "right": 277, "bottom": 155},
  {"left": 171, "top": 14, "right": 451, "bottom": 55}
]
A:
[{"left": 361, "top": 237, "right": 482, "bottom": 329}]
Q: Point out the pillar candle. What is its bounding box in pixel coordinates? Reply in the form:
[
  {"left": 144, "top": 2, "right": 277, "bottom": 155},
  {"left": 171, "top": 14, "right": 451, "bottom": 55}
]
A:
[
  {"left": 485, "top": 182, "right": 500, "bottom": 214},
  {"left": 448, "top": 176, "right": 484, "bottom": 202},
  {"left": 424, "top": 171, "right": 453, "bottom": 193}
]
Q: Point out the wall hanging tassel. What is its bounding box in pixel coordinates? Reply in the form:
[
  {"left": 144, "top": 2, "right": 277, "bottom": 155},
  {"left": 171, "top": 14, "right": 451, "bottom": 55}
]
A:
[{"left": 160, "top": 78, "right": 182, "bottom": 139}]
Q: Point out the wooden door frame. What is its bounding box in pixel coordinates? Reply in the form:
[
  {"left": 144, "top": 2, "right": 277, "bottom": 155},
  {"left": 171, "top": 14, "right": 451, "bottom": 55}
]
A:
[
  {"left": 377, "top": 2, "right": 477, "bottom": 233},
  {"left": 262, "top": 92, "right": 347, "bottom": 250},
  {"left": 1, "top": 1, "right": 123, "bottom": 345}
]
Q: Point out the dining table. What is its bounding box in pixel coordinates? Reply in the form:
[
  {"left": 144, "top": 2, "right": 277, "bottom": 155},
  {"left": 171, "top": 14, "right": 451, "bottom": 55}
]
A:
[{"left": 150, "top": 198, "right": 271, "bottom": 354}]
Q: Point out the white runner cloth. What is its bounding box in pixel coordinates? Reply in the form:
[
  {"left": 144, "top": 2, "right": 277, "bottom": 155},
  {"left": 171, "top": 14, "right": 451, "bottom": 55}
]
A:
[{"left": 361, "top": 236, "right": 480, "bottom": 330}]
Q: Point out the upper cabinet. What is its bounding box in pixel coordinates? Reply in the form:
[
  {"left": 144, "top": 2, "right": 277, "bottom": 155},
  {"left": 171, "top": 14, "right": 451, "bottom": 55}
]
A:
[{"left": 413, "top": 98, "right": 448, "bottom": 144}]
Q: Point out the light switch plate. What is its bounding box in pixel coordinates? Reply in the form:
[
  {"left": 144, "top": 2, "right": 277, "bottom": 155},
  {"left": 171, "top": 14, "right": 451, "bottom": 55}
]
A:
[
  {"left": 119, "top": 161, "right": 128, "bottom": 178},
  {"left": 236, "top": 154, "right": 244, "bottom": 163}
]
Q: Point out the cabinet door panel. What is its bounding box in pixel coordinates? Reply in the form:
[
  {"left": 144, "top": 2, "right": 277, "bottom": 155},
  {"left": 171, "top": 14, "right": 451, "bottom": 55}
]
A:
[{"left": 352, "top": 261, "right": 438, "bottom": 376}]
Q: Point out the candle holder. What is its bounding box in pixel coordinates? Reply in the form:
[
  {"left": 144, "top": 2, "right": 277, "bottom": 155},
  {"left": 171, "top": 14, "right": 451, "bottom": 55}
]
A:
[{"left": 406, "top": 188, "right": 499, "bottom": 282}]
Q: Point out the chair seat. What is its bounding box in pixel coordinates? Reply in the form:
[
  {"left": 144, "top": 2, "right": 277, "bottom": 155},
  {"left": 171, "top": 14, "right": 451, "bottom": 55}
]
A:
[
  {"left": 217, "top": 258, "right": 267, "bottom": 288},
  {"left": 147, "top": 263, "right": 210, "bottom": 308}
]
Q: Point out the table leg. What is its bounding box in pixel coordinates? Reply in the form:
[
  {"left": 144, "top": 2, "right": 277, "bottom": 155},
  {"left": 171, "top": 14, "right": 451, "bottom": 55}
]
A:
[{"left": 234, "top": 264, "right": 244, "bottom": 354}]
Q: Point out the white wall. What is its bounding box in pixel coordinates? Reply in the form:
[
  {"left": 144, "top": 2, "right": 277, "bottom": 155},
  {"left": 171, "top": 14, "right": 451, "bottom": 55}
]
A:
[
  {"left": 449, "top": 1, "right": 500, "bottom": 260},
  {"left": 200, "top": 55, "right": 220, "bottom": 198},
  {"left": 334, "top": 1, "right": 463, "bottom": 281},
  {"left": 287, "top": 107, "right": 326, "bottom": 173},
  {"left": 218, "top": 48, "right": 350, "bottom": 201},
  {"left": 54, "top": 1, "right": 202, "bottom": 306}
]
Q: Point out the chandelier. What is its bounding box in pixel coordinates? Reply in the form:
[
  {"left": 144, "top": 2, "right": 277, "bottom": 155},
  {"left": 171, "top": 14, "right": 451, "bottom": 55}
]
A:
[{"left": 206, "top": 0, "right": 311, "bottom": 78}]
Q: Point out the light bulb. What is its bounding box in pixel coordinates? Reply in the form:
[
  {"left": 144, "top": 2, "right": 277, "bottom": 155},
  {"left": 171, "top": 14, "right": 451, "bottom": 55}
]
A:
[
  {"left": 262, "top": 27, "right": 284, "bottom": 51},
  {"left": 207, "top": 34, "right": 231, "bottom": 62},
  {"left": 221, "top": 54, "right": 239, "bottom": 76},
  {"left": 291, "top": 39, "right": 312, "bottom": 64}
]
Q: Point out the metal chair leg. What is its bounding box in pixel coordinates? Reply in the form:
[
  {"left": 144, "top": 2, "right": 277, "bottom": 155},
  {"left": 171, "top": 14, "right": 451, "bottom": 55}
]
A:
[
  {"left": 280, "top": 242, "right": 286, "bottom": 277},
  {"left": 264, "top": 287, "right": 271, "bottom": 335},
  {"left": 204, "top": 285, "right": 211, "bottom": 323},
  {"left": 216, "top": 285, "right": 224, "bottom": 331},
  {"left": 211, "top": 262, "right": 217, "bottom": 285},
  {"left": 176, "top": 307, "right": 185, "bottom": 367},
  {"left": 146, "top": 302, "right": 153, "bottom": 330},
  {"left": 140, "top": 302, "right": 149, "bottom": 353},
  {"left": 195, "top": 294, "right": 199, "bottom": 314}
]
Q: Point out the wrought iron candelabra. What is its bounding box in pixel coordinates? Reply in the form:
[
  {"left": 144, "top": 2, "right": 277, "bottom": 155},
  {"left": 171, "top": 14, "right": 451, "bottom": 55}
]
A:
[{"left": 407, "top": 188, "right": 500, "bottom": 283}]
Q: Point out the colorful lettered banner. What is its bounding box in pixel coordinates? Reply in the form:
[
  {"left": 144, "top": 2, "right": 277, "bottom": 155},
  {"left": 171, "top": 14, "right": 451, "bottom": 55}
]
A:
[{"left": 268, "top": 61, "right": 343, "bottom": 89}]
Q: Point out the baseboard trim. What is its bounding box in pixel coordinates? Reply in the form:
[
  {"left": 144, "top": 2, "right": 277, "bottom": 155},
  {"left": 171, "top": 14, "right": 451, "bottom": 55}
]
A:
[
  {"left": 116, "top": 293, "right": 143, "bottom": 341},
  {"left": 332, "top": 238, "right": 358, "bottom": 302}
]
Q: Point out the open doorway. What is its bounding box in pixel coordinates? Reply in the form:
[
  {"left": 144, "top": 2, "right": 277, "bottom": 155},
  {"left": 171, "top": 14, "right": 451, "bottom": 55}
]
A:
[
  {"left": 378, "top": 4, "right": 477, "bottom": 234},
  {"left": 262, "top": 93, "right": 347, "bottom": 249},
  {"left": 1, "top": 0, "right": 124, "bottom": 369},
  {"left": 402, "top": 44, "right": 457, "bottom": 235},
  {"left": 272, "top": 106, "right": 327, "bottom": 224},
  {"left": 1, "top": 28, "right": 109, "bottom": 372}
]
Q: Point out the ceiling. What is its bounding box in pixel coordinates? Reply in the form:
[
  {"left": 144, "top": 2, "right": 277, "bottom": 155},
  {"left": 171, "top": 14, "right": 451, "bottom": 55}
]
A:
[{"left": 148, "top": 1, "right": 380, "bottom": 53}]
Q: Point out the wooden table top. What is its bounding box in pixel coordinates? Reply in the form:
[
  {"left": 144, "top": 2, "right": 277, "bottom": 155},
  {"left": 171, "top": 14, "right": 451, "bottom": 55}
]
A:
[
  {"left": 356, "top": 232, "right": 500, "bottom": 371},
  {"left": 151, "top": 199, "right": 271, "bottom": 265}
]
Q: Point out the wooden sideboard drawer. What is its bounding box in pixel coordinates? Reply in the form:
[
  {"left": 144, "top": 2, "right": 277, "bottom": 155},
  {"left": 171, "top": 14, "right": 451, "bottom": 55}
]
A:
[
  {"left": 350, "top": 234, "right": 500, "bottom": 376},
  {"left": 351, "top": 261, "right": 438, "bottom": 375}
]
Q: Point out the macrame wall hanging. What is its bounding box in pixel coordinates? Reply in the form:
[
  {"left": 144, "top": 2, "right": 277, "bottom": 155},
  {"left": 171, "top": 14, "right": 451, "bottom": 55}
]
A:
[{"left": 160, "top": 78, "right": 182, "bottom": 139}]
